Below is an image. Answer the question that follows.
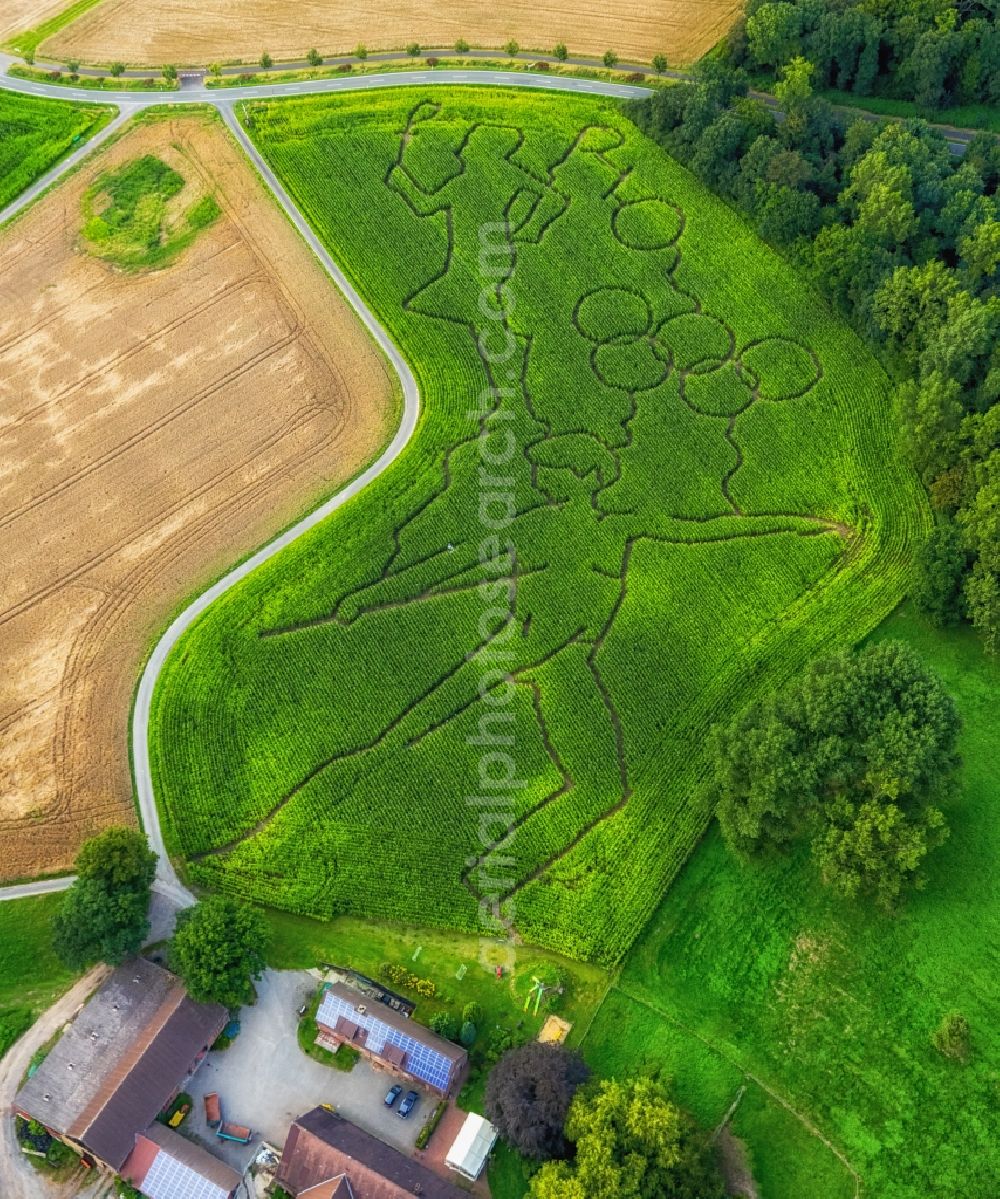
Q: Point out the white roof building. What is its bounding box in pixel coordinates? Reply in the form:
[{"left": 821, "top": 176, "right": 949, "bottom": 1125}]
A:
[{"left": 445, "top": 1112, "right": 498, "bottom": 1181}]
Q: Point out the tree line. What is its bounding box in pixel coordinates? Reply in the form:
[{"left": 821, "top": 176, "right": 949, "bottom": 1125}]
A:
[
  {"left": 730, "top": 0, "right": 999, "bottom": 112},
  {"left": 632, "top": 58, "right": 1000, "bottom": 653}
]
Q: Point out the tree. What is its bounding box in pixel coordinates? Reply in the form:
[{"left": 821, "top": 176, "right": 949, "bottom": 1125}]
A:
[
  {"left": 170, "top": 896, "right": 267, "bottom": 1008},
  {"left": 260, "top": 50, "right": 272, "bottom": 69},
  {"left": 652, "top": 53, "right": 668, "bottom": 73},
  {"left": 53, "top": 878, "right": 150, "bottom": 970},
  {"left": 76, "top": 826, "right": 156, "bottom": 889},
  {"left": 52, "top": 828, "right": 156, "bottom": 970},
  {"left": 812, "top": 794, "right": 948, "bottom": 907},
  {"left": 553, "top": 43, "right": 568, "bottom": 62},
  {"left": 933, "top": 1011, "right": 972, "bottom": 1061},
  {"left": 209, "top": 62, "right": 223, "bottom": 78},
  {"left": 603, "top": 49, "right": 618, "bottom": 68},
  {"left": 894, "top": 371, "right": 964, "bottom": 483},
  {"left": 354, "top": 44, "right": 367, "bottom": 60},
  {"left": 529, "top": 1076, "right": 725, "bottom": 1199},
  {"left": 162, "top": 63, "right": 177, "bottom": 82},
  {"left": 505, "top": 39, "right": 520, "bottom": 58},
  {"left": 460, "top": 1020, "right": 478, "bottom": 1046},
  {"left": 306, "top": 48, "right": 323, "bottom": 66},
  {"left": 463, "top": 1001, "right": 484, "bottom": 1024},
  {"left": 110, "top": 61, "right": 125, "bottom": 76},
  {"left": 485, "top": 1042, "right": 589, "bottom": 1159},
  {"left": 406, "top": 42, "right": 421, "bottom": 57},
  {"left": 774, "top": 55, "right": 815, "bottom": 140},
  {"left": 745, "top": 2, "right": 801, "bottom": 69},
  {"left": 66, "top": 60, "right": 80, "bottom": 75},
  {"left": 454, "top": 38, "right": 470, "bottom": 53},
  {"left": 912, "top": 521, "right": 967, "bottom": 626},
  {"left": 713, "top": 642, "right": 961, "bottom": 906}
]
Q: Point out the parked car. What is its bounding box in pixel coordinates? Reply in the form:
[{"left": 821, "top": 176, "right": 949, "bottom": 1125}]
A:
[
  {"left": 384, "top": 1084, "right": 403, "bottom": 1108},
  {"left": 398, "top": 1090, "right": 419, "bottom": 1119}
]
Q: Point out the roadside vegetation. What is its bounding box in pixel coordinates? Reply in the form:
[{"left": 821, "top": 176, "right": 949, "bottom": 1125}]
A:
[
  {"left": 150, "top": 86, "right": 925, "bottom": 966},
  {"left": 0, "top": 88, "right": 113, "bottom": 212}
]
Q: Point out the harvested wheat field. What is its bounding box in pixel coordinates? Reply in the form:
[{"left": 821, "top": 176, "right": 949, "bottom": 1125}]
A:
[
  {"left": 43, "top": 0, "right": 739, "bottom": 68},
  {"left": 0, "top": 0, "right": 67, "bottom": 41},
  {"left": 0, "top": 111, "right": 395, "bottom": 882}
]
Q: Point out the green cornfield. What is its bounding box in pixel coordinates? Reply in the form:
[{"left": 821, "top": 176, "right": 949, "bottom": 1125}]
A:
[
  {"left": 0, "top": 89, "right": 113, "bottom": 214},
  {"left": 149, "top": 88, "right": 928, "bottom": 964}
]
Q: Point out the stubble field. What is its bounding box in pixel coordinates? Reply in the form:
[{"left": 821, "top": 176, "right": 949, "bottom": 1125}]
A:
[
  {"left": 0, "top": 110, "right": 396, "bottom": 881},
  {"left": 41, "top": 0, "right": 740, "bottom": 68},
  {"left": 0, "top": 0, "right": 67, "bottom": 42}
]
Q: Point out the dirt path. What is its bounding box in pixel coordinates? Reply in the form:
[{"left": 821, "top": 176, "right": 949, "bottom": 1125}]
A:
[
  {"left": 0, "top": 967, "right": 107, "bottom": 1199},
  {"left": 615, "top": 985, "right": 862, "bottom": 1198}
]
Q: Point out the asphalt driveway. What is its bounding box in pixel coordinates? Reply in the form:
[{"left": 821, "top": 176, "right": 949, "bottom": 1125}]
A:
[{"left": 185, "top": 970, "right": 431, "bottom": 1170}]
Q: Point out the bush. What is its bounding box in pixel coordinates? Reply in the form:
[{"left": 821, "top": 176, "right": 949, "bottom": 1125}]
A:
[
  {"left": 337, "top": 62, "right": 353, "bottom": 72},
  {"left": 415, "top": 1100, "right": 448, "bottom": 1149},
  {"left": 47, "top": 70, "right": 62, "bottom": 80},
  {"left": 626, "top": 71, "right": 646, "bottom": 83},
  {"left": 933, "top": 1012, "right": 972, "bottom": 1061},
  {"left": 378, "top": 962, "right": 437, "bottom": 998},
  {"left": 533, "top": 61, "right": 551, "bottom": 71},
  {"left": 425, "top": 57, "right": 439, "bottom": 67},
  {"left": 462, "top": 1001, "right": 485, "bottom": 1025},
  {"left": 430, "top": 1011, "right": 459, "bottom": 1040},
  {"left": 485, "top": 1027, "right": 517, "bottom": 1064},
  {"left": 460, "top": 1020, "right": 478, "bottom": 1046}
]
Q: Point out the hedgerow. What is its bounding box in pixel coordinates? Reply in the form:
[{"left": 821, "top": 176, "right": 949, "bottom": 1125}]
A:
[{"left": 149, "top": 88, "right": 927, "bottom": 964}]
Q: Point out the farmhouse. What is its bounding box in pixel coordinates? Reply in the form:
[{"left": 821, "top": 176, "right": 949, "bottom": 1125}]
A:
[
  {"left": 315, "top": 982, "right": 467, "bottom": 1097},
  {"left": 15, "top": 958, "right": 226, "bottom": 1173},
  {"left": 276, "top": 1106, "right": 467, "bottom": 1198}
]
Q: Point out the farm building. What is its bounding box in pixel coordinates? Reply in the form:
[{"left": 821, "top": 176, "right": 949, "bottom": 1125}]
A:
[
  {"left": 445, "top": 1111, "right": 498, "bottom": 1181},
  {"left": 122, "top": 1122, "right": 240, "bottom": 1199},
  {"left": 276, "top": 1106, "right": 467, "bottom": 1198},
  {"left": 14, "top": 957, "right": 226, "bottom": 1173},
  {"left": 315, "top": 981, "right": 467, "bottom": 1096}
]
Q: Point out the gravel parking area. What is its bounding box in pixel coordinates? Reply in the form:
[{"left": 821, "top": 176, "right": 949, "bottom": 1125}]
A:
[{"left": 184, "top": 970, "right": 431, "bottom": 1170}]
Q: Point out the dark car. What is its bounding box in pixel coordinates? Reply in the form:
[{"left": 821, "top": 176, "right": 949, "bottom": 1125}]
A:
[
  {"left": 384, "top": 1084, "right": 403, "bottom": 1108},
  {"left": 398, "top": 1090, "right": 419, "bottom": 1118}
]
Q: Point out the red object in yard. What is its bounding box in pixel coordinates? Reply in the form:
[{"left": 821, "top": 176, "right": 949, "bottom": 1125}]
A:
[
  {"left": 495, "top": 966, "right": 503, "bottom": 979},
  {"left": 217, "top": 1121, "right": 252, "bottom": 1144},
  {"left": 204, "top": 1092, "right": 221, "bottom": 1128}
]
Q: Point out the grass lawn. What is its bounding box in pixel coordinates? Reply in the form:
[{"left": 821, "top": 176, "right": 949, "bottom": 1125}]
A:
[
  {"left": 818, "top": 87, "right": 1000, "bottom": 134},
  {"left": 263, "top": 908, "right": 610, "bottom": 1074},
  {"left": 0, "top": 895, "right": 77, "bottom": 1059},
  {"left": 580, "top": 605, "right": 1000, "bottom": 1199}
]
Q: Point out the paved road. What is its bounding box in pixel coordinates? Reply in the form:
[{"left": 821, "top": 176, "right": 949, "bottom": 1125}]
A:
[{"left": 0, "top": 876, "right": 78, "bottom": 902}]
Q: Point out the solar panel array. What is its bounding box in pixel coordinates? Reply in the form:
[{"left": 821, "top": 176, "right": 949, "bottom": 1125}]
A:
[
  {"left": 317, "top": 990, "right": 454, "bottom": 1091},
  {"left": 141, "top": 1150, "right": 232, "bottom": 1199}
]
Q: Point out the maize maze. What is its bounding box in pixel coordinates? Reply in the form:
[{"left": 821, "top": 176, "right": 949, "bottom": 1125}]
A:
[{"left": 149, "top": 89, "right": 928, "bottom": 963}]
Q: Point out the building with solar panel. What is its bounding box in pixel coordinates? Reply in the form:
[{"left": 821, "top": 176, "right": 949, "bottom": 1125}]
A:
[
  {"left": 121, "top": 1122, "right": 240, "bottom": 1199},
  {"left": 315, "top": 982, "right": 468, "bottom": 1097}
]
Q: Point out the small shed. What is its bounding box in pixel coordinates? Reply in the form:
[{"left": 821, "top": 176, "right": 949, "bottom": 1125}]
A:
[{"left": 445, "top": 1112, "right": 498, "bottom": 1181}]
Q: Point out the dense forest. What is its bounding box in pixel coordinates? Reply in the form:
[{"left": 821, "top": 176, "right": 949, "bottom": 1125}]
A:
[
  {"left": 632, "top": 38, "right": 999, "bottom": 651},
  {"left": 728, "top": 0, "right": 1000, "bottom": 110}
]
